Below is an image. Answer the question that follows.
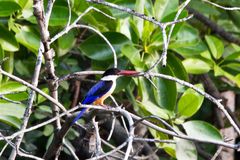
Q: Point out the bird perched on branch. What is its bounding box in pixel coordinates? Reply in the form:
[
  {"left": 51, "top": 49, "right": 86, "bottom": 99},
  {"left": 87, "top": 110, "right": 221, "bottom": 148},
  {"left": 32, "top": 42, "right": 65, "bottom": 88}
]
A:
[{"left": 72, "top": 68, "right": 138, "bottom": 124}]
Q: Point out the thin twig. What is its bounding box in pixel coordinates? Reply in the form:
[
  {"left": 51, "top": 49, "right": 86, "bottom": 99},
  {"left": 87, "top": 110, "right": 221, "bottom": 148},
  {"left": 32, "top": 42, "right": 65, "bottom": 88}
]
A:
[
  {"left": 45, "top": 0, "right": 56, "bottom": 27},
  {"left": 87, "top": 141, "right": 128, "bottom": 160},
  {"left": 50, "top": 6, "right": 117, "bottom": 68},
  {"left": 58, "top": 71, "right": 104, "bottom": 82},
  {"left": 0, "top": 68, "right": 67, "bottom": 112},
  {"left": 203, "top": 0, "right": 240, "bottom": 10},
  {"left": 8, "top": 43, "right": 43, "bottom": 160},
  {"left": 211, "top": 146, "right": 223, "bottom": 160},
  {"left": 66, "top": 0, "right": 71, "bottom": 27},
  {"left": 133, "top": 115, "right": 179, "bottom": 135},
  {"left": 63, "top": 138, "right": 79, "bottom": 160},
  {"left": 0, "top": 142, "right": 8, "bottom": 156},
  {"left": 0, "top": 95, "right": 21, "bottom": 104},
  {"left": 120, "top": 107, "right": 134, "bottom": 160},
  {"left": 107, "top": 115, "right": 116, "bottom": 141},
  {"left": 0, "top": 106, "right": 79, "bottom": 141},
  {"left": 133, "top": 137, "right": 176, "bottom": 144},
  {"left": 187, "top": 7, "right": 240, "bottom": 45},
  {"left": 0, "top": 133, "right": 43, "bottom": 160},
  {"left": 93, "top": 117, "right": 103, "bottom": 157},
  {"left": 141, "top": 72, "right": 240, "bottom": 136},
  {"left": 86, "top": 0, "right": 193, "bottom": 67}
]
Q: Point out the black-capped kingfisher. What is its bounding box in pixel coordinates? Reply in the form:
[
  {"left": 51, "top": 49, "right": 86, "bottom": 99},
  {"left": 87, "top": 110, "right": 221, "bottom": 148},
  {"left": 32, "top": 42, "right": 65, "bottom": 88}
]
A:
[{"left": 72, "top": 68, "right": 138, "bottom": 124}]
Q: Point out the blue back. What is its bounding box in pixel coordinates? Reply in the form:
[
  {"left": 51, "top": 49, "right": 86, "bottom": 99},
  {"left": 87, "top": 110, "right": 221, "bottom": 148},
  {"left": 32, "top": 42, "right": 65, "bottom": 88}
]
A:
[{"left": 72, "top": 80, "right": 113, "bottom": 124}]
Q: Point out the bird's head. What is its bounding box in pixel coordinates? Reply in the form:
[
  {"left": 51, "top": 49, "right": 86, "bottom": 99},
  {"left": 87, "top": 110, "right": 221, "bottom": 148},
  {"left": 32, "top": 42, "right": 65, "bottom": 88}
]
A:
[{"left": 101, "top": 68, "right": 139, "bottom": 81}]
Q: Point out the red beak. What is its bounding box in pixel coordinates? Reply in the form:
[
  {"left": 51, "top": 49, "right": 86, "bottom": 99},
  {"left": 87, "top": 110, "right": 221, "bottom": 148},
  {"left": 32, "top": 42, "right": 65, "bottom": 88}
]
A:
[{"left": 118, "top": 70, "right": 139, "bottom": 76}]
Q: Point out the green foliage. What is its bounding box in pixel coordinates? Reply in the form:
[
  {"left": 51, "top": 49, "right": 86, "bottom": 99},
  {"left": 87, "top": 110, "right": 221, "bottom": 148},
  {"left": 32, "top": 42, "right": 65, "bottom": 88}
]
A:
[
  {"left": 178, "top": 84, "right": 204, "bottom": 118},
  {"left": 183, "top": 121, "right": 223, "bottom": 142},
  {"left": 0, "top": 0, "right": 239, "bottom": 159},
  {"left": 176, "top": 138, "right": 197, "bottom": 160},
  {"left": 79, "top": 32, "right": 130, "bottom": 60}
]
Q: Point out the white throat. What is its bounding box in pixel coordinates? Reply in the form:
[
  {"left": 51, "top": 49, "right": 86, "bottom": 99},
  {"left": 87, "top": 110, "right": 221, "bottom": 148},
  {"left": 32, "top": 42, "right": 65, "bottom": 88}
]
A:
[{"left": 101, "top": 75, "right": 119, "bottom": 81}]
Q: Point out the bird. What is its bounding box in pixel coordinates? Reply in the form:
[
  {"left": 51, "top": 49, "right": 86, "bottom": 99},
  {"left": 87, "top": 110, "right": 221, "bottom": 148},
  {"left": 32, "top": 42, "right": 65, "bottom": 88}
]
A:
[{"left": 72, "top": 68, "right": 138, "bottom": 124}]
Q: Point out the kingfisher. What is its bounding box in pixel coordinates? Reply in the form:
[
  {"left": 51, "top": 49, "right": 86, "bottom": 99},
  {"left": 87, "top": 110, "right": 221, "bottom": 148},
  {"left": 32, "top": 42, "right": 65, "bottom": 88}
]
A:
[{"left": 72, "top": 68, "right": 138, "bottom": 124}]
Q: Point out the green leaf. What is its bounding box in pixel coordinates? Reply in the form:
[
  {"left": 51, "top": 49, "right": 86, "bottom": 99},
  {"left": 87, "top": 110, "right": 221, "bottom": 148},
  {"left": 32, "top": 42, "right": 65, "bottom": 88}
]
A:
[
  {"left": 57, "top": 30, "right": 76, "bottom": 57},
  {"left": 137, "top": 100, "right": 169, "bottom": 119},
  {"left": 205, "top": 35, "right": 224, "bottom": 59},
  {"left": 224, "top": 51, "right": 240, "bottom": 61},
  {"left": 49, "top": 6, "right": 77, "bottom": 26},
  {"left": 2, "top": 52, "right": 14, "bottom": 82},
  {"left": 178, "top": 84, "right": 204, "bottom": 118},
  {"left": 172, "top": 41, "right": 208, "bottom": 58},
  {"left": 167, "top": 53, "right": 189, "bottom": 81},
  {"left": 0, "top": 103, "right": 25, "bottom": 118},
  {"left": 15, "top": 60, "right": 31, "bottom": 76},
  {"left": 43, "top": 125, "right": 54, "bottom": 136},
  {"left": 0, "top": 25, "right": 19, "bottom": 52},
  {"left": 17, "top": 0, "right": 31, "bottom": 9},
  {"left": 176, "top": 138, "right": 197, "bottom": 160},
  {"left": 15, "top": 26, "right": 40, "bottom": 53},
  {"left": 121, "top": 44, "right": 143, "bottom": 67},
  {"left": 214, "top": 65, "right": 240, "bottom": 87},
  {"left": 0, "top": 1, "right": 21, "bottom": 17},
  {"left": 189, "top": 0, "right": 220, "bottom": 16},
  {"left": 138, "top": 77, "right": 154, "bottom": 102},
  {"left": 183, "top": 58, "right": 211, "bottom": 74},
  {"left": 0, "top": 45, "right": 4, "bottom": 82},
  {"left": 1, "top": 92, "right": 28, "bottom": 102},
  {"left": 132, "top": 0, "right": 145, "bottom": 39},
  {"left": 108, "top": 0, "right": 136, "bottom": 18},
  {"left": 154, "top": 66, "right": 177, "bottom": 111},
  {"left": 34, "top": 105, "right": 52, "bottom": 120},
  {"left": 37, "top": 88, "right": 49, "bottom": 104},
  {"left": 0, "top": 81, "right": 27, "bottom": 95},
  {"left": 0, "top": 115, "right": 22, "bottom": 129},
  {"left": 79, "top": 32, "right": 130, "bottom": 60},
  {"left": 154, "top": 0, "right": 178, "bottom": 21},
  {"left": 169, "top": 24, "right": 199, "bottom": 49},
  {"left": 183, "top": 120, "right": 223, "bottom": 142},
  {"left": 228, "top": 10, "right": 240, "bottom": 28}
]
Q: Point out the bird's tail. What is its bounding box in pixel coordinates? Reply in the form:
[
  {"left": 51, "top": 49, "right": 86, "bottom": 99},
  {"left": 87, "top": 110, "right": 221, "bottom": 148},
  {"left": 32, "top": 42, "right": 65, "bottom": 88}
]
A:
[{"left": 71, "top": 108, "right": 87, "bottom": 125}]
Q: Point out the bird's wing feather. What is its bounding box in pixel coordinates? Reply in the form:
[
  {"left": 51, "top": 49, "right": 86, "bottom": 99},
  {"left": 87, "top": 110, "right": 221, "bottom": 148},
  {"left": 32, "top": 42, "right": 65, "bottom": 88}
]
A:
[
  {"left": 72, "top": 80, "right": 113, "bottom": 124},
  {"left": 82, "top": 80, "right": 113, "bottom": 104}
]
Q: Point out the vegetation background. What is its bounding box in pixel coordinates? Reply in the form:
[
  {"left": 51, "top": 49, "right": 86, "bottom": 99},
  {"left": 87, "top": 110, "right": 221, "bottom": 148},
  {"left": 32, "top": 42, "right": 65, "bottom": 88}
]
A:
[{"left": 0, "top": 0, "right": 240, "bottom": 159}]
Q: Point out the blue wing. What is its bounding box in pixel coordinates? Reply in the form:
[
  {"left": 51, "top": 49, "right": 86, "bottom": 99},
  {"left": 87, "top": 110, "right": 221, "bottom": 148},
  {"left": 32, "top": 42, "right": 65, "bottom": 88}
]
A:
[
  {"left": 72, "top": 80, "right": 112, "bottom": 124},
  {"left": 82, "top": 80, "right": 113, "bottom": 104}
]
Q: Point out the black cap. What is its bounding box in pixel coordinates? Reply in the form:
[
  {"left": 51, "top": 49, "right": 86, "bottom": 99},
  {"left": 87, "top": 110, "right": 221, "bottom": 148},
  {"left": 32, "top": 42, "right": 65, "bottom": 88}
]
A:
[{"left": 102, "top": 68, "right": 120, "bottom": 77}]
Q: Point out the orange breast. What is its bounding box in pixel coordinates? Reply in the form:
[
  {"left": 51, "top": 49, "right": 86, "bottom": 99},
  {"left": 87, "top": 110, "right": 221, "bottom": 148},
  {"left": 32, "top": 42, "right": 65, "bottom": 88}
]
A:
[{"left": 93, "top": 81, "right": 116, "bottom": 106}]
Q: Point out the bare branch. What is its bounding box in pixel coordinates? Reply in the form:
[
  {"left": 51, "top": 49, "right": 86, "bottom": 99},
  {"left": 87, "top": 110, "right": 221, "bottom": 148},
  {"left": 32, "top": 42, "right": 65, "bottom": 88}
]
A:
[
  {"left": 211, "top": 146, "right": 223, "bottom": 160},
  {"left": 0, "top": 106, "right": 79, "bottom": 142},
  {"left": 140, "top": 72, "right": 240, "bottom": 136},
  {"left": 45, "top": 0, "right": 56, "bottom": 27},
  {"left": 133, "top": 137, "right": 176, "bottom": 144},
  {"left": 0, "top": 132, "right": 43, "bottom": 160},
  {"left": 50, "top": 6, "right": 117, "bottom": 68},
  {"left": 133, "top": 115, "right": 179, "bottom": 135},
  {"left": 58, "top": 70, "right": 104, "bottom": 82},
  {"left": 63, "top": 139, "right": 79, "bottom": 160},
  {"left": 9, "top": 43, "right": 44, "bottom": 160},
  {"left": 92, "top": 117, "right": 103, "bottom": 157},
  {"left": 87, "top": 141, "right": 128, "bottom": 160},
  {"left": 203, "top": 0, "right": 240, "bottom": 10},
  {"left": 187, "top": 7, "right": 240, "bottom": 45},
  {"left": 66, "top": 0, "right": 71, "bottom": 27},
  {"left": 86, "top": 0, "right": 193, "bottom": 67},
  {"left": 107, "top": 115, "right": 116, "bottom": 141},
  {"left": 0, "top": 95, "right": 21, "bottom": 104},
  {"left": 0, "top": 68, "right": 67, "bottom": 112}
]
